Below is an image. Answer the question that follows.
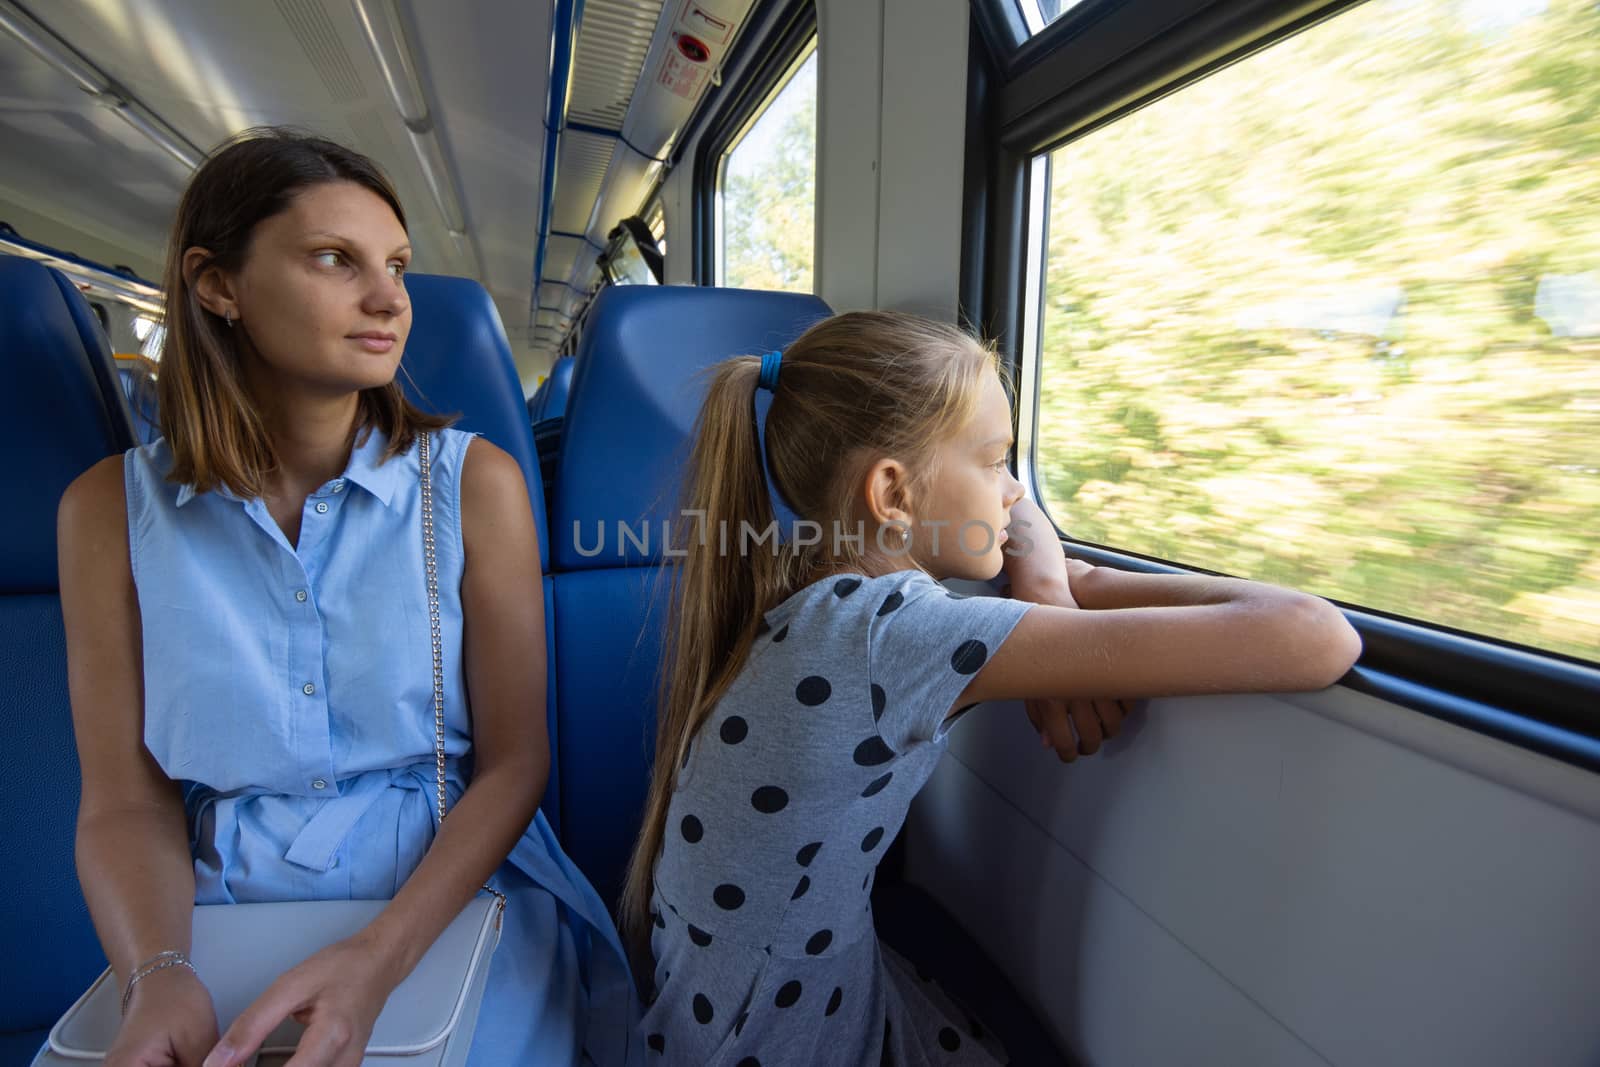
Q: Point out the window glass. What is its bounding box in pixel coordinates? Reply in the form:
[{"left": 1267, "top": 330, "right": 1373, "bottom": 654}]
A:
[
  {"left": 719, "top": 48, "right": 817, "bottom": 292},
  {"left": 1034, "top": 0, "right": 1600, "bottom": 662},
  {"left": 1016, "top": 0, "right": 1087, "bottom": 35}
]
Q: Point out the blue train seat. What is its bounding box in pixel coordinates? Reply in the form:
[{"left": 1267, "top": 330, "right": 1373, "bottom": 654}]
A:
[
  {"left": 0, "top": 255, "right": 135, "bottom": 1063},
  {"left": 526, "top": 377, "right": 550, "bottom": 423},
  {"left": 399, "top": 273, "right": 562, "bottom": 829},
  {"left": 548, "top": 285, "right": 831, "bottom": 909},
  {"left": 531, "top": 356, "right": 575, "bottom": 518},
  {"left": 114, "top": 356, "right": 161, "bottom": 445}
]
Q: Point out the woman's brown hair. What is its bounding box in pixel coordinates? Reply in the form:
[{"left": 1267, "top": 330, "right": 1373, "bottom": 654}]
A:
[
  {"left": 619, "top": 311, "right": 1000, "bottom": 955},
  {"left": 157, "top": 126, "right": 449, "bottom": 497}
]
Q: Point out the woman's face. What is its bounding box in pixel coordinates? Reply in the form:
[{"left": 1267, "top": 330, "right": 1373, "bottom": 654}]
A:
[{"left": 227, "top": 180, "right": 412, "bottom": 397}]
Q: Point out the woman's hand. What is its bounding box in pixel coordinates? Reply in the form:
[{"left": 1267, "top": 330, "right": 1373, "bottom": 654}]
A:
[
  {"left": 201, "top": 932, "right": 397, "bottom": 1067},
  {"left": 106, "top": 967, "right": 218, "bottom": 1067}
]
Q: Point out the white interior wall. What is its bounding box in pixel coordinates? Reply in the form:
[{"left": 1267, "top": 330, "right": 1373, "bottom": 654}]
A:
[
  {"left": 910, "top": 685, "right": 1600, "bottom": 1066},
  {"left": 661, "top": 0, "right": 969, "bottom": 319}
]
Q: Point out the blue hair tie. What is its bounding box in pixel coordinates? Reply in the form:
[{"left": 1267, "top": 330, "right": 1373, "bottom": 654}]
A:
[{"left": 758, "top": 349, "right": 783, "bottom": 392}]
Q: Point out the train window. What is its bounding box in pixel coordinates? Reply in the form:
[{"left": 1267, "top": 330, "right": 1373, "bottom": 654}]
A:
[
  {"left": 1016, "top": 0, "right": 1088, "bottom": 35},
  {"left": 1030, "top": 0, "right": 1599, "bottom": 663},
  {"left": 645, "top": 196, "right": 667, "bottom": 256},
  {"left": 716, "top": 45, "right": 816, "bottom": 292}
]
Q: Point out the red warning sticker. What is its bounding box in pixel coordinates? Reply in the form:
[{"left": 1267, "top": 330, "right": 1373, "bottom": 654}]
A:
[{"left": 677, "top": 33, "right": 710, "bottom": 63}]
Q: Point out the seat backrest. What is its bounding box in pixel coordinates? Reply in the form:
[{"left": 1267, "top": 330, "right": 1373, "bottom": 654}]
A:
[
  {"left": 531, "top": 356, "right": 577, "bottom": 525},
  {"left": 543, "top": 355, "right": 575, "bottom": 420},
  {"left": 549, "top": 285, "right": 830, "bottom": 909},
  {"left": 0, "top": 255, "right": 136, "bottom": 1036},
  {"left": 526, "top": 377, "right": 551, "bottom": 424},
  {"left": 115, "top": 355, "right": 162, "bottom": 445},
  {"left": 399, "top": 273, "right": 561, "bottom": 828}
]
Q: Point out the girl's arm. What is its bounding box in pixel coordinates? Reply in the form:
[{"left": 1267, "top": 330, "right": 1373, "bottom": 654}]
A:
[
  {"left": 59, "top": 457, "right": 219, "bottom": 1064},
  {"left": 962, "top": 570, "right": 1361, "bottom": 706},
  {"left": 209, "top": 439, "right": 549, "bottom": 1067}
]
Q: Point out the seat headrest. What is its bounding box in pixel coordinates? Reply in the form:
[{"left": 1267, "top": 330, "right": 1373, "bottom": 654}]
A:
[
  {"left": 543, "top": 356, "right": 575, "bottom": 420},
  {"left": 400, "top": 273, "right": 550, "bottom": 572},
  {"left": 0, "top": 255, "right": 135, "bottom": 592},
  {"left": 551, "top": 286, "right": 831, "bottom": 570}
]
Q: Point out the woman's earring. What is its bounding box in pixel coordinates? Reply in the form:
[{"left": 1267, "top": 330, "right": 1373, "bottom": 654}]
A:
[{"left": 224, "top": 311, "right": 234, "bottom": 328}]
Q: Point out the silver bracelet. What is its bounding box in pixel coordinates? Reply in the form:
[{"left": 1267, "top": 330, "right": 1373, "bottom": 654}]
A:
[{"left": 121, "top": 951, "right": 196, "bottom": 1015}]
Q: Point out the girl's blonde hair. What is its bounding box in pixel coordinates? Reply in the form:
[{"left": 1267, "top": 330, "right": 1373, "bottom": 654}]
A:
[
  {"left": 620, "top": 310, "right": 1000, "bottom": 954},
  {"left": 158, "top": 127, "right": 449, "bottom": 497}
]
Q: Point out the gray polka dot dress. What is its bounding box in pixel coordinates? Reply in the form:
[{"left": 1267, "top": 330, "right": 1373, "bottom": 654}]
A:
[{"left": 642, "top": 570, "right": 1033, "bottom": 1066}]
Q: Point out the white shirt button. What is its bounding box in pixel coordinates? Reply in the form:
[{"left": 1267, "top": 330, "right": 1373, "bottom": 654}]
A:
[
  {"left": 314, "top": 501, "right": 330, "bottom": 514},
  {"left": 312, "top": 779, "right": 327, "bottom": 790},
  {"left": 302, "top": 682, "right": 316, "bottom": 696},
  {"left": 295, "top": 590, "right": 308, "bottom": 603}
]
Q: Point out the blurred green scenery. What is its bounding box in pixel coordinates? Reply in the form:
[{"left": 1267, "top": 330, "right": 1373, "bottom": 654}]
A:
[
  {"left": 1038, "top": 0, "right": 1599, "bottom": 663},
  {"left": 721, "top": 51, "right": 817, "bottom": 293}
]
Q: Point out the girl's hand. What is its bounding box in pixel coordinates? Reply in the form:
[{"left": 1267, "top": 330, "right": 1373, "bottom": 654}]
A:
[
  {"left": 201, "top": 932, "right": 397, "bottom": 1067},
  {"left": 1025, "top": 695, "right": 1130, "bottom": 763},
  {"left": 106, "top": 967, "right": 218, "bottom": 1067}
]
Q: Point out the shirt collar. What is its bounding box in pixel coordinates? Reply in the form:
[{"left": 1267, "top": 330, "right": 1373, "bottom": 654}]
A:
[{"left": 173, "top": 427, "right": 408, "bottom": 510}]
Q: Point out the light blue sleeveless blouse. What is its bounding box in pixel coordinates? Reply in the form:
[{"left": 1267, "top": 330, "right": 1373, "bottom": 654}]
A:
[{"left": 124, "top": 427, "right": 643, "bottom": 1066}]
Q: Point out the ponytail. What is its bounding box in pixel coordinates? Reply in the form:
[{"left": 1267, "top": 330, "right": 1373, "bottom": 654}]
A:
[{"left": 621, "top": 355, "right": 787, "bottom": 954}]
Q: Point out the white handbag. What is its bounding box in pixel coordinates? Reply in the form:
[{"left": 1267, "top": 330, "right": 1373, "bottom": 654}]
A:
[{"left": 39, "top": 433, "right": 505, "bottom": 1066}]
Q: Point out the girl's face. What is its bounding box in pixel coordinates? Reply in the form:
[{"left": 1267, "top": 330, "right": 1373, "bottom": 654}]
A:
[
  {"left": 224, "top": 181, "right": 412, "bottom": 398},
  {"left": 912, "top": 372, "right": 1025, "bottom": 581}
]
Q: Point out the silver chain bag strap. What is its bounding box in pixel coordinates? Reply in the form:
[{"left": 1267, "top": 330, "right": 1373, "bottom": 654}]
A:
[{"left": 45, "top": 432, "right": 508, "bottom": 1067}]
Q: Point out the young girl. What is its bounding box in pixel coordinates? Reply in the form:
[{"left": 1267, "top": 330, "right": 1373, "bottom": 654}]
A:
[
  {"left": 56, "top": 129, "right": 642, "bottom": 1067},
  {"left": 624, "top": 313, "right": 1361, "bottom": 1065}
]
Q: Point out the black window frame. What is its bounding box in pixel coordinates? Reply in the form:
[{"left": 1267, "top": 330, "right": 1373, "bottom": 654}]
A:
[
  {"left": 965, "top": 0, "right": 1600, "bottom": 773},
  {"left": 684, "top": 0, "right": 817, "bottom": 288}
]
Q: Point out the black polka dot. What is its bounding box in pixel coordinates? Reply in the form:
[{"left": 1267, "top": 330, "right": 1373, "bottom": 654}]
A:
[
  {"left": 720, "top": 716, "right": 749, "bottom": 744},
  {"left": 693, "top": 993, "right": 714, "bottom": 1024},
  {"left": 871, "top": 684, "right": 886, "bottom": 722},
  {"left": 805, "top": 929, "right": 833, "bottom": 955},
  {"left": 796, "top": 841, "right": 822, "bottom": 866},
  {"left": 680, "top": 815, "right": 703, "bottom": 843},
  {"left": 853, "top": 736, "right": 894, "bottom": 766},
  {"left": 861, "top": 772, "right": 893, "bottom": 797},
  {"left": 877, "top": 591, "right": 904, "bottom": 616},
  {"left": 796, "top": 676, "right": 831, "bottom": 706},
  {"left": 772, "top": 623, "right": 789, "bottom": 642},
  {"left": 834, "top": 577, "right": 861, "bottom": 598},
  {"left": 792, "top": 876, "right": 811, "bottom": 900},
  {"left": 752, "top": 785, "right": 789, "bottom": 813},
  {"left": 713, "top": 884, "right": 745, "bottom": 910},
  {"left": 826, "top": 986, "right": 843, "bottom": 1016},
  {"left": 861, "top": 826, "right": 885, "bottom": 852},
  {"left": 688, "top": 924, "right": 712, "bottom": 947},
  {"left": 652, "top": 910, "right": 665, "bottom": 929},
  {"left": 775, "top": 980, "right": 803, "bottom": 1008},
  {"left": 735, "top": 1012, "right": 749, "bottom": 1036},
  {"left": 951, "top": 639, "right": 989, "bottom": 675},
  {"left": 647, "top": 1032, "right": 665, "bottom": 1053},
  {"left": 939, "top": 1027, "right": 962, "bottom": 1051},
  {"left": 736, "top": 1058, "right": 760, "bottom": 1067}
]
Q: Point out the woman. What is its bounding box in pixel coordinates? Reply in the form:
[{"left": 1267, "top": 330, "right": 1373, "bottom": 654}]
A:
[{"left": 56, "top": 128, "right": 642, "bottom": 1067}]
